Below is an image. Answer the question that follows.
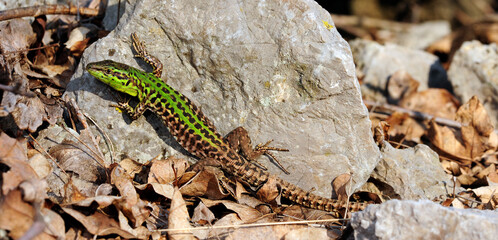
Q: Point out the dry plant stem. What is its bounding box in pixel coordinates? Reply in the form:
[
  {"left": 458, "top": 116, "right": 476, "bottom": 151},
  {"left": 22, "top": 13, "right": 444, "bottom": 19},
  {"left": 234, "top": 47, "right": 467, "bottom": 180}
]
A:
[
  {"left": 29, "top": 134, "right": 69, "bottom": 181},
  {"left": 365, "top": 100, "right": 462, "bottom": 128},
  {"left": 61, "top": 125, "right": 106, "bottom": 169},
  {"left": 331, "top": 14, "right": 412, "bottom": 31},
  {"left": 158, "top": 219, "right": 344, "bottom": 232},
  {"left": 0, "top": 4, "right": 99, "bottom": 21},
  {"left": 83, "top": 113, "right": 115, "bottom": 164},
  {"left": 0, "top": 83, "right": 35, "bottom": 98},
  {"left": 19, "top": 203, "right": 45, "bottom": 240}
]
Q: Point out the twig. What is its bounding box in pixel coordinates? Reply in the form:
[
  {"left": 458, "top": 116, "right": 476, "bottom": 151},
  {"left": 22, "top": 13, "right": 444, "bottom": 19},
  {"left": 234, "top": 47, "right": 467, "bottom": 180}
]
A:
[
  {"left": 0, "top": 82, "right": 35, "bottom": 97},
  {"left": 364, "top": 100, "right": 462, "bottom": 128},
  {"left": 331, "top": 14, "right": 412, "bottom": 32},
  {"left": 29, "top": 134, "right": 69, "bottom": 181},
  {"left": 157, "top": 219, "right": 344, "bottom": 232},
  {"left": 0, "top": 4, "right": 100, "bottom": 22},
  {"left": 83, "top": 113, "right": 115, "bottom": 164}
]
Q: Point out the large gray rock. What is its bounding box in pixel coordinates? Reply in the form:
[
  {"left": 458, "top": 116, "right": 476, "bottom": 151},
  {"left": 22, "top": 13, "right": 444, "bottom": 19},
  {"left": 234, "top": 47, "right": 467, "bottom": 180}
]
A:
[
  {"left": 350, "top": 39, "right": 449, "bottom": 102},
  {"left": 351, "top": 200, "right": 498, "bottom": 240},
  {"left": 64, "top": 0, "right": 380, "bottom": 197},
  {"left": 448, "top": 41, "right": 498, "bottom": 128}
]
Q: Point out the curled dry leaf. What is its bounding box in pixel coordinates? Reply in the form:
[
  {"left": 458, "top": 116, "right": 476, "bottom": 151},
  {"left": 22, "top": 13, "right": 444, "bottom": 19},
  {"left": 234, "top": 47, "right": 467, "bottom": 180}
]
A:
[
  {"left": 49, "top": 128, "right": 106, "bottom": 197},
  {"left": 62, "top": 207, "right": 135, "bottom": 238},
  {"left": 0, "top": 190, "right": 60, "bottom": 239},
  {"left": 28, "top": 153, "right": 52, "bottom": 179},
  {"left": 332, "top": 173, "right": 351, "bottom": 202},
  {"left": 399, "top": 88, "right": 460, "bottom": 120},
  {"left": 0, "top": 132, "right": 40, "bottom": 195},
  {"left": 256, "top": 175, "right": 280, "bottom": 204},
  {"left": 110, "top": 165, "right": 150, "bottom": 227},
  {"left": 428, "top": 96, "right": 496, "bottom": 164},
  {"left": 200, "top": 198, "right": 263, "bottom": 222},
  {"left": 385, "top": 112, "right": 426, "bottom": 143},
  {"left": 0, "top": 19, "right": 63, "bottom": 132},
  {"left": 135, "top": 182, "right": 175, "bottom": 199},
  {"left": 168, "top": 186, "right": 195, "bottom": 240},
  {"left": 148, "top": 156, "right": 189, "bottom": 184},
  {"left": 179, "top": 167, "right": 229, "bottom": 200},
  {"left": 387, "top": 70, "right": 420, "bottom": 105},
  {"left": 192, "top": 200, "right": 216, "bottom": 225}
]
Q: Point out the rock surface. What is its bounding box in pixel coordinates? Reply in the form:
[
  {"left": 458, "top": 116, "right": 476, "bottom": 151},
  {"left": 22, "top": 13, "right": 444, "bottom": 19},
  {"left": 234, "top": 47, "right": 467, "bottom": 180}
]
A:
[
  {"left": 351, "top": 200, "right": 498, "bottom": 240},
  {"left": 64, "top": 0, "right": 380, "bottom": 197},
  {"left": 350, "top": 39, "right": 449, "bottom": 102},
  {"left": 448, "top": 41, "right": 498, "bottom": 128},
  {"left": 367, "top": 143, "right": 451, "bottom": 200}
]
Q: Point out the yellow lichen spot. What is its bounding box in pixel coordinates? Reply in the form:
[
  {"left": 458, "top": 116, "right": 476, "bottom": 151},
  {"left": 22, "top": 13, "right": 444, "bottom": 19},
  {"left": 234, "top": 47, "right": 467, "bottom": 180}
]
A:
[
  {"left": 264, "top": 81, "right": 271, "bottom": 89},
  {"left": 322, "top": 20, "right": 334, "bottom": 30}
]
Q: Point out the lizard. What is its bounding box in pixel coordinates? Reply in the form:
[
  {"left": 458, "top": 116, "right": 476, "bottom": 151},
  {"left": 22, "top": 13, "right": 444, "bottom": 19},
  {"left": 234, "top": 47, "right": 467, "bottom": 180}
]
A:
[{"left": 86, "top": 33, "right": 369, "bottom": 218}]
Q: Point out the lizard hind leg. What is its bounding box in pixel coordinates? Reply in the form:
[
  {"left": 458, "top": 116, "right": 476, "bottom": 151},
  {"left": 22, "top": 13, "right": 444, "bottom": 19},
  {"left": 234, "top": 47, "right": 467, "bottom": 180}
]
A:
[{"left": 224, "top": 126, "right": 290, "bottom": 174}]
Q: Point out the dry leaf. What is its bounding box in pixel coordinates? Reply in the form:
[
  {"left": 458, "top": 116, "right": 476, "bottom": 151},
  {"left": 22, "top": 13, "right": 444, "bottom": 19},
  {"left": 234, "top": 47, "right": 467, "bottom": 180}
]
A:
[
  {"left": 399, "top": 88, "right": 459, "bottom": 119},
  {"left": 135, "top": 182, "right": 175, "bottom": 199},
  {"left": 0, "top": 190, "right": 61, "bottom": 239},
  {"left": 332, "top": 173, "right": 351, "bottom": 202},
  {"left": 111, "top": 165, "right": 150, "bottom": 227},
  {"left": 49, "top": 128, "right": 106, "bottom": 197},
  {"left": 385, "top": 112, "right": 426, "bottom": 143},
  {"left": 256, "top": 175, "right": 280, "bottom": 204},
  {"left": 28, "top": 153, "right": 52, "bottom": 179},
  {"left": 0, "top": 132, "right": 40, "bottom": 195},
  {"left": 62, "top": 207, "right": 135, "bottom": 238},
  {"left": 387, "top": 70, "right": 420, "bottom": 104},
  {"left": 200, "top": 198, "right": 263, "bottom": 222},
  {"left": 192, "top": 201, "right": 216, "bottom": 225},
  {"left": 148, "top": 156, "right": 189, "bottom": 184},
  {"left": 168, "top": 186, "right": 195, "bottom": 240},
  {"left": 179, "top": 167, "right": 229, "bottom": 199}
]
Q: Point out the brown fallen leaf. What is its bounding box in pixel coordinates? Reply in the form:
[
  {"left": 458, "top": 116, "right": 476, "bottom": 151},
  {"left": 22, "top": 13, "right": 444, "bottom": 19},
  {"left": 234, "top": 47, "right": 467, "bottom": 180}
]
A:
[
  {"left": 49, "top": 128, "right": 106, "bottom": 197},
  {"left": 332, "top": 173, "right": 351, "bottom": 203},
  {"left": 385, "top": 112, "right": 426, "bottom": 143},
  {"left": 62, "top": 207, "right": 135, "bottom": 238},
  {"left": 387, "top": 70, "right": 420, "bottom": 105},
  {"left": 200, "top": 198, "right": 263, "bottom": 222},
  {"left": 427, "top": 96, "right": 496, "bottom": 164},
  {"left": 192, "top": 200, "right": 216, "bottom": 225},
  {"left": 179, "top": 167, "right": 229, "bottom": 200},
  {"left": 111, "top": 165, "right": 150, "bottom": 227},
  {"left": 28, "top": 152, "right": 52, "bottom": 179},
  {"left": 136, "top": 182, "right": 175, "bottom": 199},
  {"left": 0, "top": 190, "right": 58, "bottom": 239},
  {"left": 168, "top": 186, "right": 195, "bottom": 240},
  {"left": 0, "top": 132, "right": 40, "bottom": 195},
  {"left": 148, "top": 156, "right": 189, "bottom": 184},
  {"left": 399, "top": 88, "right": 460, "bottom": 120}
]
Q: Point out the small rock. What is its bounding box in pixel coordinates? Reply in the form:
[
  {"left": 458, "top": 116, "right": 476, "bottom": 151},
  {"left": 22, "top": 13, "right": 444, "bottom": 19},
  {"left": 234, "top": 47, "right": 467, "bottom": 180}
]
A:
[
  {"left": 448, "top": 41, "right": 498, "bottom": 128},
  {"left": 350, "top": 39, "right": 450, "bottom": 102},
  {"left": 351, "top": 200, "right": 498, "bottom": 240},
  {"left": 368, "top": 143, "right": 451, "bottom": 200}
]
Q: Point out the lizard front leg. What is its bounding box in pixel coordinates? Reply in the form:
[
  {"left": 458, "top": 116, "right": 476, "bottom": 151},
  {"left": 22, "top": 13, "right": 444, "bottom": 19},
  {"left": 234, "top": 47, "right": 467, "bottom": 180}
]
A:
[
  {"left": 111, "top": 99, "right": 148, "bottom": 120},
  {"left": 224, "top": 126, "right": 290, "bottom": 174}
]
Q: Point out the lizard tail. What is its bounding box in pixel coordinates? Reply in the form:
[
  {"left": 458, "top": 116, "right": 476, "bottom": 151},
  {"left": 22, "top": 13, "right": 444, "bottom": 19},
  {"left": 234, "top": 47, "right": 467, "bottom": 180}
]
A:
[{"left": 278, "top": 178, "right": 368, "bottom": 217}]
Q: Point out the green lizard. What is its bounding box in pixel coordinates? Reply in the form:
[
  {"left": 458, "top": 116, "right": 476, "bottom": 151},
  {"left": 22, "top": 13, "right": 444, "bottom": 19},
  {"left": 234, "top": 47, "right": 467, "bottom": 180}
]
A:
[{"left": 86, "top": 33, "right": 367, "bottom": 217}]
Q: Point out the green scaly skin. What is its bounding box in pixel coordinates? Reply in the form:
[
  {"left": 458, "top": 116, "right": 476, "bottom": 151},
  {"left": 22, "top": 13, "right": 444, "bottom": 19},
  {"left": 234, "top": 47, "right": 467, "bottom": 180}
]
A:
[{"left": 85, "top": 34, "right": 368, "bottom": 217}]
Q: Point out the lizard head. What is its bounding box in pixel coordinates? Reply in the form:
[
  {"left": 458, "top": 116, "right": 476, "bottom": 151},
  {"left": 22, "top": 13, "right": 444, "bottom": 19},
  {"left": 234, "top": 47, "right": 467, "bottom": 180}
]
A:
[{"left": 86, "top": 60, "right": 139, "bottom": 97}]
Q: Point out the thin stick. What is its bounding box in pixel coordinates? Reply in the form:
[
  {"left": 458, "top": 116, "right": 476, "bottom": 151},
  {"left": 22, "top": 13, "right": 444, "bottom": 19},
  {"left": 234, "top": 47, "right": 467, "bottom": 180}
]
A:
[
  {"left": 157, "top": 219, "right": 344, "bottom": 232},
  {"left": 0, "top": 4, "right": 100, "bottom": 22},
  {"left": 0, "top": 82, "right": 35, "bottom": 97},
  {"left": 364, "top": 100, "right": 462, "bottom": 128}
]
